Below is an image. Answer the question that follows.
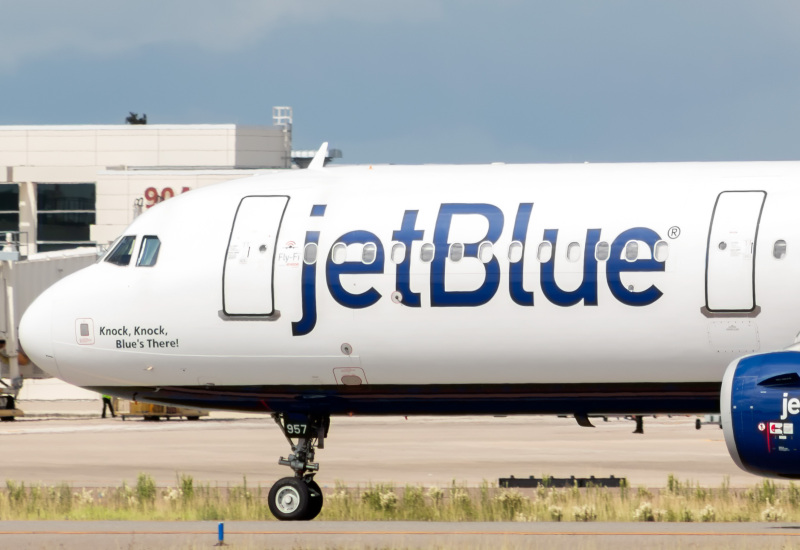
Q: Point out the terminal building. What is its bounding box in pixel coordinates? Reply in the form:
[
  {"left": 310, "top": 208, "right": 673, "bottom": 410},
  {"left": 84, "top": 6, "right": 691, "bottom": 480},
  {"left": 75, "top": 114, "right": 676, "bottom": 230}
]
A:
[{"left": 0, "top": 110, "right": 294, "bottom": 255}]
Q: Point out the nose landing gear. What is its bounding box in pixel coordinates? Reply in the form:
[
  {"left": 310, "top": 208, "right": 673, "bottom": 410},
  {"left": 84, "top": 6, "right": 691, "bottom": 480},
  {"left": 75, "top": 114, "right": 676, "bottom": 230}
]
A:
[{"left": 268, "top": 413, "right": 329, "bottom": 521}]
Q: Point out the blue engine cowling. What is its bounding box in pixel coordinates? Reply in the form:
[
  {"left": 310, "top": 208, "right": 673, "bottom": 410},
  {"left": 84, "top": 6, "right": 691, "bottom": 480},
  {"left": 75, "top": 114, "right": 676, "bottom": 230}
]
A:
[{"left": 722, "top": 350, "right": 800, "bottom": 478}]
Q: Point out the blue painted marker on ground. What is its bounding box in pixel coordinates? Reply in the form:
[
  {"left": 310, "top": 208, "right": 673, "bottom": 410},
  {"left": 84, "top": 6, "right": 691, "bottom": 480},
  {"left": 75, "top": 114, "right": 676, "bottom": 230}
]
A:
[{"left": 216, "top": 522, "right": 224, "bottom": 546}]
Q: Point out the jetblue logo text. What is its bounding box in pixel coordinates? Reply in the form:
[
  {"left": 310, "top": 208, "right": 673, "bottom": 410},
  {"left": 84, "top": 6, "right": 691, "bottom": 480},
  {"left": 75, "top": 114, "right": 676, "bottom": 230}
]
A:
[
  {"left": 292, "top": 203, "right": 666, "bottom": 336},
  {"left": 780, "top": 393, "right": 800, "bottom": 421}
]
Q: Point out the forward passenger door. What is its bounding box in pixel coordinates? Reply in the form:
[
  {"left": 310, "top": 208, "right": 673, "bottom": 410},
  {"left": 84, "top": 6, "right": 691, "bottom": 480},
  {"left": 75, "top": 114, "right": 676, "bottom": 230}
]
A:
[{"left": 223, "top": 196, "right": 289, "bottom": 316}]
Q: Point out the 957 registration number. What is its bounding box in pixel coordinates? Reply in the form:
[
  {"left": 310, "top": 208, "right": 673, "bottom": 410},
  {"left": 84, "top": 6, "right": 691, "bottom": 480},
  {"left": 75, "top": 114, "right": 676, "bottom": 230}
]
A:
[
  {"left": 285, "top": 423, "right": 309, "bottom": 436},
  {"left": 280, "top": 414, "right": 326, "bottom": 439}
]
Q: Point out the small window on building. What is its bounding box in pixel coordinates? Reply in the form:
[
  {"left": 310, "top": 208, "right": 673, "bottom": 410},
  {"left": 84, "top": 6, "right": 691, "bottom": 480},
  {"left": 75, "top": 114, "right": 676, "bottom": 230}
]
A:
[
  {"left": 567, "top": 242, "right": 581, "bottom": 262},
  {"left": 0, "top": 184, "right": 19, "bottom": 237},
  {"left": 331, "top": 243, "right": 347, "bottom": 265},
  {"left": 362, "top": 243, "right": 377, "bottom": 264},
  {"left": 595, "top": 241, "right": 609, "bottom": 261},
  {"left": 105, "top": 235, "right": 136, "bottom": 266},
  {"left": 537, "top": 241, "right": 552, "bottom": 263},
  {"left": 625, "top": 240, "right": 639, "bottom": 262},
  {"left": 420, "top": 243, "right": 434, "bottom": 263},
  {"left": 391, "top": 243, "right": 406, "bottom": 264},
  {"left": 449, "top": 243, "right": 464, "bottom": 262},
  {"left": 136, "top": 236, "right": 161, "bottom": 267},
  {"left": 478, "top": 241, "right": 493, "bottom": 264},
  {"left": 36, "top": 183, "right": 96, "bottom": 252},
  {"left": 508, "top": 241, "right": 523, "bottom": 263},
  {"left": 303, "top": 242, "right": 318, "bottom": 265},
  {"left": 654, "top": 240, "right": 669, "bottom": 262},
  {"left": 774, "top": 239, "right": 787, "bottom": 260}
]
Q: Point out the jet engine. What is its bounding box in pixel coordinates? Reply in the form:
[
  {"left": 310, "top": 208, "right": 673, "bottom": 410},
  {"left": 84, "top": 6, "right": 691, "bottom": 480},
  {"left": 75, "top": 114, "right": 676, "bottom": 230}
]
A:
[{"left": 722, "top": 349, "right": 800, "bottom": 478}]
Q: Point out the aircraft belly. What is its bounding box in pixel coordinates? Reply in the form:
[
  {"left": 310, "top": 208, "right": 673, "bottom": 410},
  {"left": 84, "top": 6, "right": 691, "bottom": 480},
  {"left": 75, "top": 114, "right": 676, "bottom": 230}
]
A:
[{"left": 88, "top": 381, "right": 721, "bottom": 416}]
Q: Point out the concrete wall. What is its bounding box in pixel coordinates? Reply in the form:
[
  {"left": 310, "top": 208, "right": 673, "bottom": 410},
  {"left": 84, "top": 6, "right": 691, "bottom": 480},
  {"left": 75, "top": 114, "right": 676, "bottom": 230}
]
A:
[
  {"left": 0, "top": 125, "right": 290, "bottom": 170},
  {"left": 235, "top": 126, "right": 291, "bottom": 167}
]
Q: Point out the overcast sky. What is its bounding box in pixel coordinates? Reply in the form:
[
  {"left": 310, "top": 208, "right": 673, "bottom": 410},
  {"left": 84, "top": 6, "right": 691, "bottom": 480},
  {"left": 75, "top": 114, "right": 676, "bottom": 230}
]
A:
[{"left": 1, "top": 1, "right": 799, "bottom": 164}]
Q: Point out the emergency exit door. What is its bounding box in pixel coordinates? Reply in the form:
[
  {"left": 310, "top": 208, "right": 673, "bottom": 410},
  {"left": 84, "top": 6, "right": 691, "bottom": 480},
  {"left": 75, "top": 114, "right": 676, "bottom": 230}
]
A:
[
  {"left": 705, "top": 191, "right": 766, "bottom": 312},
  {"left": 223, "top": 196, "right": 289, "bottom": 316}
]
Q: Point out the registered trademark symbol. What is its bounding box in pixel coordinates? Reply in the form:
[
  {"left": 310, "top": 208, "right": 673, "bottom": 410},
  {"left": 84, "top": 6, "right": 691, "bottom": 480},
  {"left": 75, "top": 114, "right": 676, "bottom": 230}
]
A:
[{"left": 668, "top": 226, "right": 681, "bottom": 239}]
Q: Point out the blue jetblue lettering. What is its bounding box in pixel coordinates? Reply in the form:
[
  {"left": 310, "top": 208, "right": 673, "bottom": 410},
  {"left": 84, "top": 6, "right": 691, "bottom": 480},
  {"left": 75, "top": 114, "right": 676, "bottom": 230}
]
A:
[
  {"left": 540, "top": 229, "right": 601, "bottom": 307},
  {"left": 431, "top": 204, "right": 503, "bottom": 307},
  {"left": 291, "top": 203, "right": 666, "bottom": 336},
  {"left": 326, "top": 230, "right": 385, "bottom": 308},
  {"left": 292, "top": 231, "right": 320, "bottom": 337},
  {"left": 392, "top": 211, "right": 424, "bottom": 307},
  {"left": 606, "top": 227, "right": 664, "bottom": 306},
  {"left": 509, "top": 203, "right": 534, "bottom": 306}
]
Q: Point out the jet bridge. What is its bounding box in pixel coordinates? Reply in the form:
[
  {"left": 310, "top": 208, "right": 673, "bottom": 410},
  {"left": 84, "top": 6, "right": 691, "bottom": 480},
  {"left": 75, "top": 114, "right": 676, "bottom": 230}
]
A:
[{"left": 0, "top": 236, "right": 99, "bottom": 417}]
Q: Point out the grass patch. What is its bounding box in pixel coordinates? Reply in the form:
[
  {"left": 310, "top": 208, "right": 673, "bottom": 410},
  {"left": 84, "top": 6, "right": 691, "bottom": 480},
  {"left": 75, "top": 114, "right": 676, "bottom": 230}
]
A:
[{"left": 0, "top": 474, "right": 798, "bottom": 522}]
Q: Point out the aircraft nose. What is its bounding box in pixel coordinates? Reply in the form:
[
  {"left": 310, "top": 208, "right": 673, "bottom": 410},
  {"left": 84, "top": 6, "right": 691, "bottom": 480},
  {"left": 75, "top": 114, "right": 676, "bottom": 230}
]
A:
[{"left": 19, "top": 290, "right": 59, "bottom": 378}]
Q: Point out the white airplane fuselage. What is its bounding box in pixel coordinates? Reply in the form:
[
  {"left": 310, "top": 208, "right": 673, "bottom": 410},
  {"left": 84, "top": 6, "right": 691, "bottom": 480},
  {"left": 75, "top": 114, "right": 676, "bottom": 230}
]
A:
[{"left": 19, "top": 161, "right": 800, "bottom": 416}]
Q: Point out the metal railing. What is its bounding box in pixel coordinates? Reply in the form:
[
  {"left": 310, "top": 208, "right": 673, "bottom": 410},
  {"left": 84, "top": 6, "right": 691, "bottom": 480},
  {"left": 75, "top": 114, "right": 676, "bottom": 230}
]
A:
[{"left": 0, "top": 232, "right": 28, "bottom": 261}]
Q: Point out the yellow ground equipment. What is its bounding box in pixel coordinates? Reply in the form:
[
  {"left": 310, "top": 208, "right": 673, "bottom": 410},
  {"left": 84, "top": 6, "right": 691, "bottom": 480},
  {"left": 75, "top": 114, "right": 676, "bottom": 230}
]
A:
[{"left": 115, "top": 399, "right": 208, "bottom": 421}]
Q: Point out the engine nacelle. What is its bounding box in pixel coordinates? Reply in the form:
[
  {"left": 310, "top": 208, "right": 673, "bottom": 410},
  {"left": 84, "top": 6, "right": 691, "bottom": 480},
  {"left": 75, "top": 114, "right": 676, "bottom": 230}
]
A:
[{"left": 722, "top": 350, "right": 800, "bottom": 478}]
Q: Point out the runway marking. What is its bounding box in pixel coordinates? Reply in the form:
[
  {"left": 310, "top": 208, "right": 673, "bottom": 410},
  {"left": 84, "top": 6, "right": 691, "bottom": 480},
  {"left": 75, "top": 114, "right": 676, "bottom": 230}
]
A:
[{"left": 1, "top": 530, "right": 799, "bottom": 537}]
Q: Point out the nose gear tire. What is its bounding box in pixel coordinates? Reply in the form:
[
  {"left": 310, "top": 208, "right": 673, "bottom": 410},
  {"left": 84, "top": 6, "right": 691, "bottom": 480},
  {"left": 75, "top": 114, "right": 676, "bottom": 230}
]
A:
[
  {"left": 305, "top": 479, "right": 324, "bottom": 520},
  {"left": 268, "top": 477, "right": 311, "bottom": 521}
]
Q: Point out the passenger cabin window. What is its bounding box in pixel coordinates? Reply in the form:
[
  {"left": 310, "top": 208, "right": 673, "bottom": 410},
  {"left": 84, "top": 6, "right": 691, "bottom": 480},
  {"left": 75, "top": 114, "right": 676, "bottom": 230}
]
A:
[
  {"left": 624, "top": 241, "right": 639, "bottom": 262},
  {"left": 331, "top": 243, "right": 347, "bottom": 265},
  {"left": 362, "top": 243, "right": 377, "bottom": 264},
  {"left": 303, "top": 242, "right": 318, "bottom": 265},
  {"left": 105, "top": 236, "right": 136, "bottom": 266},
  {"left": 136, "top": 236, "right": 161, "bottom": 267},
  {"left": 449, "top": 243, "right": 464, "bottom": 262},
  {"left": 595, "top": 241, "right": 609, "bottom": 261},
  {"left": 391, "top": 243, "right": 406, "bottom": 264},
  {"left": 478, "top": 242, "right": 493, "bottom": 264},
  {"left": 774, "top": 239, "right": 787, "bottom": 260},
  {"left": 537, "top": 242, "right": 552, "bottom": 263},
  {"left": 508, "top": 241, "right": 523, "bottom": 263},
  {"left": 654, "top": 240, "right": 669, "bottom": 262},
  {"left": 420, "top": 243, "right": 434, "bottom": 263},
  {"left": 566, "top": 242, "right": 581, "bottom": 262}
]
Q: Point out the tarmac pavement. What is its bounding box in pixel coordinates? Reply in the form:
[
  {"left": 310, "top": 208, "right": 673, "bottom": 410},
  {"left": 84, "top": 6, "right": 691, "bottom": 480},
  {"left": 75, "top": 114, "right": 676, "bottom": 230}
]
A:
[
  {"left": 0, "top": 402, "right": 758, "bottom": 489},
  {"left": 1, "top": 520, "right": 799, "bottom": 549}
]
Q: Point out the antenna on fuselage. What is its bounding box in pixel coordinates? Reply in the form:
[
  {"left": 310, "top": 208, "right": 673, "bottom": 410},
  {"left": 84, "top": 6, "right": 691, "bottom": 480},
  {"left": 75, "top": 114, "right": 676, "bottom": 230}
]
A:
[{"left": 307, "top": 142, "right": 329, "bottom": 171}]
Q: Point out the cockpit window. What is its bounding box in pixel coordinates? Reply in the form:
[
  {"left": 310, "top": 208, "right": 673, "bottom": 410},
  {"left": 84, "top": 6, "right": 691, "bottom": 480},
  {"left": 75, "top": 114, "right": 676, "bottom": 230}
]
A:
[
  {"left": 137, "top": 236, "right": 161, "bottom": 267},
  {"left": 105, "top": 236, "right": 136, "bottom": 266},
  {"left": 96, "top": 236, "right": 120, "bottom": 263}
]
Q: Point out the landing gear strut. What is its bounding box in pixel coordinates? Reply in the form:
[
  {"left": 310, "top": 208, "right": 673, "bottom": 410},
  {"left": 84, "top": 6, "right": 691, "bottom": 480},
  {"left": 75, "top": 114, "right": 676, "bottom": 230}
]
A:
[{"left": 268, "top": 413, "right": 329, "bottom": 521}]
